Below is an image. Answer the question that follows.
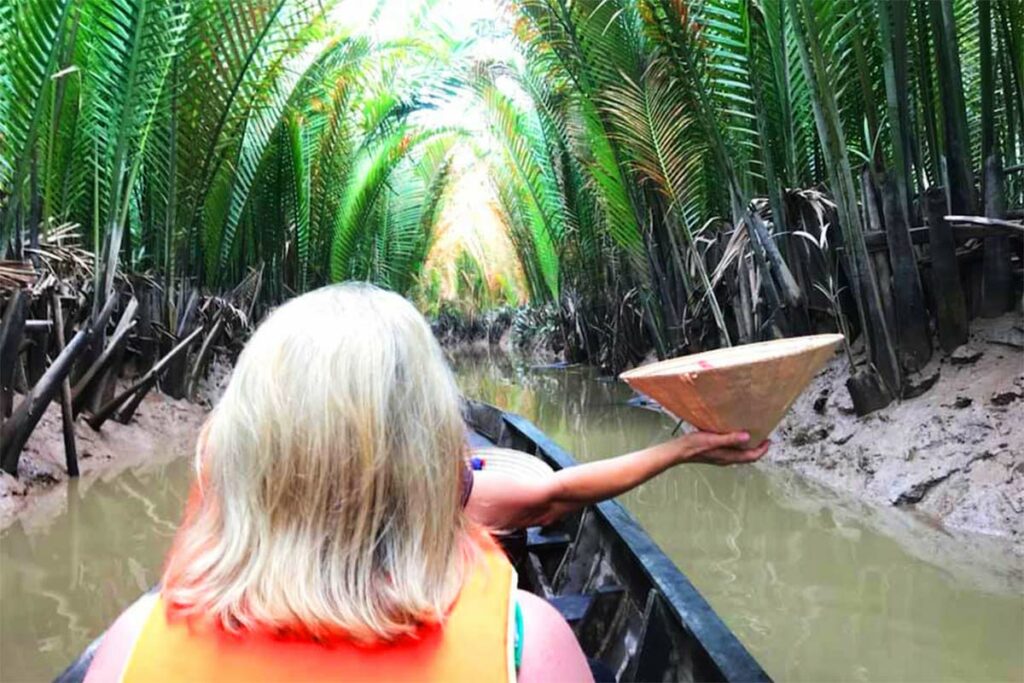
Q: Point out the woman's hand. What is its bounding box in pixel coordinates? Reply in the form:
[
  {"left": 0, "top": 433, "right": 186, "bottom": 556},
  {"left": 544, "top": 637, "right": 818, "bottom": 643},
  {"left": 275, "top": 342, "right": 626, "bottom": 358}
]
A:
[{"left": 670, "top": 431, "right": 770, "bottom": 466}]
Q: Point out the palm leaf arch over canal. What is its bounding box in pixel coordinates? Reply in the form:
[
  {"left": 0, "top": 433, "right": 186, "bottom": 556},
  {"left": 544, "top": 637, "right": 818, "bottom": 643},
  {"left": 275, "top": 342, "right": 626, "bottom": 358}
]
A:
[{"left": 0, "top": 0, "right": 1022, "bottom": 397}]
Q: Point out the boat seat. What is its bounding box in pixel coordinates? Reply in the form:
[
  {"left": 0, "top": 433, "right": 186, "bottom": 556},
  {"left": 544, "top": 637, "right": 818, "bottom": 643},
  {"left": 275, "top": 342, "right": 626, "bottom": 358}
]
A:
[
  {"left": 548, "top": 584, "right": 626, "bottom": 627},
  {"left": 526, "top": 527, "right": 571, "bottom": 551},
  {"left": 548, "top": 594, "right": 593, "bottom": 625}
]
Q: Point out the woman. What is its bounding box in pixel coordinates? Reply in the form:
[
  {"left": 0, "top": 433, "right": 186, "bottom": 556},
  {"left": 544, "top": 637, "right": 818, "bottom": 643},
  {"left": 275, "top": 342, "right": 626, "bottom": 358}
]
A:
[{"left": 85, "top": 284, "right": 766, "bottom": 682}]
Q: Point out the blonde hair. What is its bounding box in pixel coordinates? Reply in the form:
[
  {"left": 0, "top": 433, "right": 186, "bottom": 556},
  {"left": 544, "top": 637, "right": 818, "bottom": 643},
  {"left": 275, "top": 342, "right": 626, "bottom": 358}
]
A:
[{"left": 162, "top": 283, "right": 472, "bottom": 642}]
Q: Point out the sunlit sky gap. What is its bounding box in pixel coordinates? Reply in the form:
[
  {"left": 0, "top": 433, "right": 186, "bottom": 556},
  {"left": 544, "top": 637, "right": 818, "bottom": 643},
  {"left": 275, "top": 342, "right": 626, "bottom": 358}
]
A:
[{"left": 327, "top": 0, "right": 528, "bottom": 301}]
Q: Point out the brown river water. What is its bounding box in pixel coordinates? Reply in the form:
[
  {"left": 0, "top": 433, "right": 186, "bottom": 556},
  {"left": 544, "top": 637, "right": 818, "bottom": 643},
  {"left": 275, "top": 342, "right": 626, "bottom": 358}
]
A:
[{"left": 1, "top": 358, "right": 1022, "bottom": 682}]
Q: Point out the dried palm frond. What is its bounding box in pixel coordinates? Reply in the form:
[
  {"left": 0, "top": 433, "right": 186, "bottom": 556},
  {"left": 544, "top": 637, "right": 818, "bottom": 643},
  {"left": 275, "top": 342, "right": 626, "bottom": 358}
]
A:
[
  {"left": 0, "top": 261, "right": 36, "bottom": 290},
  {"left": 25, "top": 222, "right": 96, "bottom": 283}
]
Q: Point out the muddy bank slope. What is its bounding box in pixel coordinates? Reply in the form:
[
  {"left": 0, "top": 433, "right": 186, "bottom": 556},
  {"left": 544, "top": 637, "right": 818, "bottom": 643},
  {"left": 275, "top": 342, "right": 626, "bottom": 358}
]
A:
[
  {"left": 0, "top": 392, "right": 207, "bottom": 529},
  {"left": 768, "top": 314, "right": 1023, "bottom": 552}
]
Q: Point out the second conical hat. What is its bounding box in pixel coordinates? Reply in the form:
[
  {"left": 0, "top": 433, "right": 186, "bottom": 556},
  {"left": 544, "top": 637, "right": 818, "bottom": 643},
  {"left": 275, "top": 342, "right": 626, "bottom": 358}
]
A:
[
  {"left": 620, "top": 334, "right": 844, "bottom": 445},
  {"left": 469, "top": 446, "right": 555, "bottom": 482}
]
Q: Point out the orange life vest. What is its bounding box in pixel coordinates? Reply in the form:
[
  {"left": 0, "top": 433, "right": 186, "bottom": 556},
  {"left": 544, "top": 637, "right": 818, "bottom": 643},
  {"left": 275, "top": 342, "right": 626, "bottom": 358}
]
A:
[{"left": 121, "top": 536, "right": 516, "bottom": 683}]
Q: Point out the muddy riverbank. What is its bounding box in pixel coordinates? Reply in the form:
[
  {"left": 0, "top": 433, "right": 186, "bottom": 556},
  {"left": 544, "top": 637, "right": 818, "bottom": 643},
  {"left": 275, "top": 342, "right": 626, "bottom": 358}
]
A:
[
  {"left": 0, "top": 354, "right": 231, "bottom": 531},
  {"left": 4, "top": 314, "right": 1021, "bottom": 553},
  {"left": 453, "top": 308, "right": 1023, "bottom": 552},
  {"left": 0, "top": 392, "right": 207, "bottom": 531},
  {"left": 759, "top": 314, "right": 1023, "bottom": 553}
]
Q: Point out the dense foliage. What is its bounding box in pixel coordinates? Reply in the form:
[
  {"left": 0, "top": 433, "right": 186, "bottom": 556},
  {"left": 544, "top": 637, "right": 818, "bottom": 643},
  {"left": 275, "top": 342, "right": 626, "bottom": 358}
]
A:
[
  {"left": 1, "top": 0, "right": 466, "bottom": 301},
  {"left": 2, "top": 0, "right": 1021, "bottom": 377}
]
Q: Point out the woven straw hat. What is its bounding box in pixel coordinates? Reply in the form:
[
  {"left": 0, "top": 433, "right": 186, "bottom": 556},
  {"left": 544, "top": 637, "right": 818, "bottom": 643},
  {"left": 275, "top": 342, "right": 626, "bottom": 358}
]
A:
[
  {"left": 620, "top": 334, "right": 844, "bottom": 445},
  {"left": 469, "top": 447, "right": 554, "bottom": 482}
]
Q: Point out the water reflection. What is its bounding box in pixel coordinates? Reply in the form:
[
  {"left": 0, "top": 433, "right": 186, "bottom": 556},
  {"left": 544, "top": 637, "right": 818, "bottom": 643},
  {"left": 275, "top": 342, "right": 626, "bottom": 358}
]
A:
[
  {"left": 1, "top": 357, "right": 1021, "bottom": 682},
  {"left": 1, "top": 459, "right": 191, "bottom": 681},
  {"left": 456, "top": 356, "right": 1024, "bottom": 682}
]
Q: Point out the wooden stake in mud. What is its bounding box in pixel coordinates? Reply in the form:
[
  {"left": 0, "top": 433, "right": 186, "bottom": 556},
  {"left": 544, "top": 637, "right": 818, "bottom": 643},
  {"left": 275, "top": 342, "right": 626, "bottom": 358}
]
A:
[
  {"left": 0, "top": 295, "right": 118, "bottom": 475},
  {"left": 51, "top": 292, "right": 79, "bottom": 477},
  {"left": 25, "top": 298, "right": 50, "bottom": 386},
  {"left": 860, "top": 169, "right": 898, "bottom": 341},
  {"left": 113, "top": 375, "right": 158, "bottom": 425},
  {"left": 923, "top": 188, "right": 969, "bottom": 352},
  {"left": 880, "top": 173, "right": 932, "bottom": 373},
  {"left": 70, "top": 296, "right": 138, "bottom": 415},
  {"left": 0, "top": 290, "right": 29, "bottom": 422},
  {"left": 133, "top": 278, "right": 160, "bottom": 369},
  {"left": 163, "top": 289, "right": 200, "bottom": 399},
  {"left": 1, "top": 330, "right": 88, "bottom": 475},
  {"left": 980, "top": 156, "right": 1013, "bottom": 317},
  {"left": 87, "top": 324, "right": 205, "bottom": 430},
  {"left": 186, "top": 313, "right": 225, "bottom": 398}
]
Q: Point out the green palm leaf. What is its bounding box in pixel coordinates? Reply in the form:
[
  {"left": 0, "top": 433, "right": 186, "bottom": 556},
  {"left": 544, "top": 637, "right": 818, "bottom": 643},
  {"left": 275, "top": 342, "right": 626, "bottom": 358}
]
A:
[
  {"left": 286, "top": 112, "right": 311, "bottom": 291},
  {"left": 602, "top": 60, "right": 729, "bottom": 341},
  {"left": 476, "top": 79, "right": 563, "bottom": 299},
  {"left": 0, "top": 0, "right": 75, "bottom": 245},
  {"left": 174, "top": 0, "right": 325, "bottom": 272},
  {"left": 204, "top": 33, "right": 336, "bottom": 279},
  {"left": 329, "top": 127, "right": 453, "bottom": 282},
  {"left": 77, "top": 0, "right": 189, "bottom": 303}
]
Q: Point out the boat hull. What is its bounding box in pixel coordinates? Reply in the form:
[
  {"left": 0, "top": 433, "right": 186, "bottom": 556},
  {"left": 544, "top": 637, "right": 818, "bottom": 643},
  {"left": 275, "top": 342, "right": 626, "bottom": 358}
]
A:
[{"left": 463, "top": 399, "right": 771, "bottom": 683}]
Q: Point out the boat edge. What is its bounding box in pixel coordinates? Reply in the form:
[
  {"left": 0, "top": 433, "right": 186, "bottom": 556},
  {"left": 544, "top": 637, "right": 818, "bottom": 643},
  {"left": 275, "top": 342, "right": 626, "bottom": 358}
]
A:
[{"left": 488, "top": 403, "right": 772, "bottom": 683}]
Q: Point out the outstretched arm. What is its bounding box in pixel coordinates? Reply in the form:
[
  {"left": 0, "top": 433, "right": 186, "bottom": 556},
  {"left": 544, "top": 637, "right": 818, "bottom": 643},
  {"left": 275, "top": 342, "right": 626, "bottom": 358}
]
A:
[{"left": 465, "top": 432, "right": 769, "bottom": 530}]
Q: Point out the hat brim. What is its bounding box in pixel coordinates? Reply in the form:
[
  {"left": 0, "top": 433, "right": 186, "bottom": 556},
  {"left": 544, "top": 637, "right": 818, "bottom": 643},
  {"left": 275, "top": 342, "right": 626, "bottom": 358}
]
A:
[{"left": 469, "top": 447, "right": 555, "bottom": 482}]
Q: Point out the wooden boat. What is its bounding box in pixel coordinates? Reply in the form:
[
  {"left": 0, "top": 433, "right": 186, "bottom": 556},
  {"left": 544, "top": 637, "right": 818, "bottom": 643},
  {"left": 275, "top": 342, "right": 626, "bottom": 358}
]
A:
[
  {"left": 463, "top": 400, "right": 771, "bottom": 683},
  {"left": 57, "top": 400, "right": 770, "bottom": 683}
]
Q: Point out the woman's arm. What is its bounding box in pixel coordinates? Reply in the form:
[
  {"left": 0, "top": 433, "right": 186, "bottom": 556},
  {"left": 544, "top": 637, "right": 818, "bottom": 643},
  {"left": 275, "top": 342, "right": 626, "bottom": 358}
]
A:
[
  {"left": 516, "top": 590, "right": 594, "bottom": 683},
  {"left": 465, "top": 432, "right": 768, "bottom": 530}
]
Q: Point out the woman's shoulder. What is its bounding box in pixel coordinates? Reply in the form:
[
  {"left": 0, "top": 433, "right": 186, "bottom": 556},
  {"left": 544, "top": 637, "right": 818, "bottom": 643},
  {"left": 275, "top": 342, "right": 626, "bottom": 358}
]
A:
[
  {"left": 514, "top": 590, "right": 593, "bottom": 683},
  {"left": 83, "top": 592, "right": 159, "bottom": 683}
]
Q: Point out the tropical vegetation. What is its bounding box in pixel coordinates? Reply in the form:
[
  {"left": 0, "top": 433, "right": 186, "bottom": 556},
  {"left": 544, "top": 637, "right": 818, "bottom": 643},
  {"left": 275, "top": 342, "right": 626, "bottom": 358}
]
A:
[{"left": 2, "top": 0, "right": 1022, "bottom": 396}]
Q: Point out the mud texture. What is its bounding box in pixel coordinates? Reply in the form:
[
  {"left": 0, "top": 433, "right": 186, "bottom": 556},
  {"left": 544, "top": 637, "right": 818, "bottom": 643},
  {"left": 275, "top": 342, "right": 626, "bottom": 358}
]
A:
[
  {"left": 769, "top": 314, "right": 1023, "bottom": 554},
  {"left": 0, "top": 390, "right": 206, "bottom": 529}
]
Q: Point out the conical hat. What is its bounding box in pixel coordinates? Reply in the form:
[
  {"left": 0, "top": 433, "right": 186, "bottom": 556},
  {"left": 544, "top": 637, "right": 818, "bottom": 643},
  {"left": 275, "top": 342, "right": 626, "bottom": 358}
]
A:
[
  {"left": 620, "top": 334, "right": 844, "bottom": 445},
  {"left": 469, "top": 447, "right": 554, "bottom": 482}
]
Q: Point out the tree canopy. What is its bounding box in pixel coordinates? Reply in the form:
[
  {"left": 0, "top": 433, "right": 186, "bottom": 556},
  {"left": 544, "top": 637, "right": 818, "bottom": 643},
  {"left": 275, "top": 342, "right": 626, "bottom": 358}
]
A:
[{"left": 2, "top": 0, "right": 1021, "bottom": 372}]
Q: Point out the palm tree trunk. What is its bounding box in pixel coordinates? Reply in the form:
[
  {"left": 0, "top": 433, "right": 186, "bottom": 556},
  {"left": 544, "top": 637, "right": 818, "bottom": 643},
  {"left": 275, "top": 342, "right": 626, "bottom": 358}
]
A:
[{"left": 788, "top": 0, "right": 901, "bottom": 398}]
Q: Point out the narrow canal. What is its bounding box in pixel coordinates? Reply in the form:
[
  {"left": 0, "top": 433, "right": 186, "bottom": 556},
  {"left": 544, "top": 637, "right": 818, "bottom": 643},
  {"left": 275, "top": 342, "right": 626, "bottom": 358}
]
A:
[{"left": 1, "top": 358, "right": 1021, "bottom": 682}]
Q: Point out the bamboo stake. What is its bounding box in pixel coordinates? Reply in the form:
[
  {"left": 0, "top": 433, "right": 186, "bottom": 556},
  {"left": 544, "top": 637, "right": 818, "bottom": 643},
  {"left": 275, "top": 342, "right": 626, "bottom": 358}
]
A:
[
  {"left": 860, "top": 169, "right": 898, "bottom": 344},
  {"left": 923, "top": 188, "right": 969, "bottom": 352},
  {"left": 70, "top": 296, "right": 138, "bottom": 414},
  {"left": 50, "top": 292, "right": 79, "bottom": 477},
  {"left": 0, "top": 290, "right": 29, "bottom": 422},
  {"left": 980, "top": 157, "right": 1014, "bottom": 317},
  {"left": 86, "top": 325, "right": 204, "bottom": 430},
  {"left": 880, "top": 174, "right": 932, "bottom": 372}
]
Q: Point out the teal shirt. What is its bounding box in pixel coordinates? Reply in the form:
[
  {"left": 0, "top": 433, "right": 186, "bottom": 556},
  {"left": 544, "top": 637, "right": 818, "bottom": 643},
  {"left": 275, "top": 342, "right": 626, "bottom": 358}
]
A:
[{"left": 514, "top": 599, "right": 524, "bottom": 670}]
